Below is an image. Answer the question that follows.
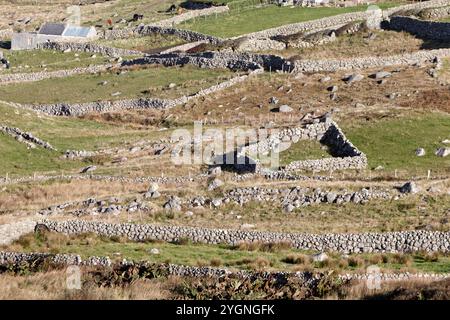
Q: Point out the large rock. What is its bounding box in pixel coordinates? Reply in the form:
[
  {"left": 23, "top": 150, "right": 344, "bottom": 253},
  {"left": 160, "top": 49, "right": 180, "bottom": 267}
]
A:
[
  {"left": 163, "top": 196, "right": 181, "bottom": 212},
  {"left": 80, "top": 165, "right": 96, "bottom": 173},
  {"left": 208, "top": 178, "right": 224, "bottom": 191},
  {"left": 435, "top": 147, "right": 449, "bottom": 157},
  {"left": 312, "top": 252, "right": 328, "bottom": 262},
  {"left": 372, "top": 71, "right": 392, "bottom": 79},
  {"left": 344, "top": 74, "right": 364, "bottom": 84},
  {"left": 279, "top": 105, "right": 293, "bottom": 113},
  {"left": 415, "top": 148, "right": 426, "bottom": 157},
  {"left": 399, "top": 182, "right": 419, "bottom": 194},
  {"left": 144, "top": 183, "right": 160, "bottom": 199}
]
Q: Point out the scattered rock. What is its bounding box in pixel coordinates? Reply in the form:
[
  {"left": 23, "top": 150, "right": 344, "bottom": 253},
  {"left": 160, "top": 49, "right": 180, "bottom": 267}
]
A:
[
  {"left": 399, "top": 182, "right": 419, "bottom": 194},
  {"left": 279, "top": 105, "right": 293, "bottom": 113},
  {"left": 415, "top": 148, "right": 426, "bottom": 157},
  {"left": 435, "top": 147, "right": 449, "bottom": 157},
  {"left": 327, "top": 85, "right": 338, "bottom": 92},
  {"left": 371, "top": 71, "right": 392, "bottom": 79},
  {"left": 149, "top": 248, "right": 160, "bottom": 255},
  {"left": 208, "top": 178, "right": 224, "bottom": 191},
  {"left": 269, "top": 97, "right": 279, "bottom": 105},
  {"left": 163, "top": 196, "right": 181, "bottom": 212},
  {"left": 312, "top": 252, "right": 328, "bottom": 262},
  {"left": 344, "top": 74, "right": 364, "bottom": 84},
  {"left": 80, "top": 165, "right": 96, "bottom": 173}
]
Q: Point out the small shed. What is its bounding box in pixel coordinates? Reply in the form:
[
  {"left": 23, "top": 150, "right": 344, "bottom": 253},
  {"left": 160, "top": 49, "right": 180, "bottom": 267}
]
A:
[{"left": 11, "top": 23, "right": 97, "bottom": 50}]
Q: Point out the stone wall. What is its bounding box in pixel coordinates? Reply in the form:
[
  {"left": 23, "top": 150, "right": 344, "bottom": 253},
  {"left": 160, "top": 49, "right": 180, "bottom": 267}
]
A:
[
  {"left": 0, "top": 251, "right": 111, "bottom": 267},
  {"left": 1, "top": 251, "right": 448, "bottom": 281},
  {"left": 37, "top": 41, "right": 141, "bottom": 58},
  {"left": 0, "top": 125, "right": 56, "bottom": 150},
  {"left": 123, "top": 51, "right": 267, "bottom": 71},
  {"left": 19, "top": 70, "right": 260, "bottom": 116},
  {"left": 102, "top": 25, "right": 221, "bottom": 44},
  {"left": 417, "top": 5, "right": 450, "bottom": 20},
  {"left": 0, "top": 64, "right": 113, "bottom": 85},
  {"left": 39, "top": 220, "right": 450, "bottom": 254},
  {"left": 237, "top": 118, "right": 367, "bottom": 173},
  {"left": 292, "top": 48, "right": 450, "bottom": 73},
  {"left": 384, "top": 0, "right": 450, "bottom": 17},
  {"left": 387, "top": 16, "right": 450, "bottom": 41}
]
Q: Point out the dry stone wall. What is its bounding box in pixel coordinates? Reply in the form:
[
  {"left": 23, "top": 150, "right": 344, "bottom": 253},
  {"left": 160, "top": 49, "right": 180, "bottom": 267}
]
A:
[
  {"left": 0, "top": 125, "right": 56, "bottom": 150},
  {"left": 0, "top": 64, "right": 113, "bottom": 85},
  {"left": 384, "top": 0, "right": 450, "bottom": 17},
  {"left": 40, "top": 220, "right": 450, "bottom": 254},
  {"left": 0, "top": 251, "right": 111, "bottom": 267},
  {"left": 102, "top": 25, "right": 221, "bottom": 44},
  {"left": 38, "top": 42, "right": 141, "bottom": 58},
  {"left": 1, "top": 251, "right": 448, "bottom": 281},
  {"left": 19, "top": 70, "right": 258, "bottom": 116},
  {"left": 237, "top": 118, "right": 367, "bottom": 173},
  {"left": 292, "top": 48, "right": 450, "bottom": 73}
]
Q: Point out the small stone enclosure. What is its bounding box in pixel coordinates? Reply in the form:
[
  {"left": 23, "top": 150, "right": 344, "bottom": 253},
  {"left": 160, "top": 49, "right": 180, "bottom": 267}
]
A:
[{"left": 214, "top": 117, "right": 367, "bottom": 173}]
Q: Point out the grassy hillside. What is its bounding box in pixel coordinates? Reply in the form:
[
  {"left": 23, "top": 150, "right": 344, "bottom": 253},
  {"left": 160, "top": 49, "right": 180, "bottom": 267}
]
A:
[
  {"left": 0, "top": 65, "right": 234, "bottom": 104},
  {"left": 181, "top": 2, "right": 403, "bottom": 38}
]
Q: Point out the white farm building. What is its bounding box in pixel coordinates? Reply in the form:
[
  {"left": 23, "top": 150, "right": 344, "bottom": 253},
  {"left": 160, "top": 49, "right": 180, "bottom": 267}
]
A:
[{"left": 11, "top": 23, "right": 97, "bottom": 50}]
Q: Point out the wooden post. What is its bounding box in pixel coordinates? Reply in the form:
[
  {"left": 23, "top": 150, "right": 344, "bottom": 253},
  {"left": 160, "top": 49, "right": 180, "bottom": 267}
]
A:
[{"left": 427, "top": 170, "right": 431, "bottom": 180}]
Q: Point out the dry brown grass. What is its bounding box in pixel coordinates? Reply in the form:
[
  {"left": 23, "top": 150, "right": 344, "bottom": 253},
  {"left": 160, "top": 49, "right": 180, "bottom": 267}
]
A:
[
  {"left": 262, "top": 30, "right": 449, "bottom": 60},
  {"left": 399, "top": 89, "right": 450, "bottom": 113},
  {"left": 0, "top": 270, "right": 176, "bottom": 300},
  {"left": 338, "top": 279, "right": 450, "bottom": 300}
]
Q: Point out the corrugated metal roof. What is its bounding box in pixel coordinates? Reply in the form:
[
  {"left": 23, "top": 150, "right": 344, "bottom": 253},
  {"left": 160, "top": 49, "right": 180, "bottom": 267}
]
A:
[
  {"left": 62, "top": 25, "right": 93, "bottom": 37},
  {"left": 39, "top": 23, "right": 66, "bottom": 36}
]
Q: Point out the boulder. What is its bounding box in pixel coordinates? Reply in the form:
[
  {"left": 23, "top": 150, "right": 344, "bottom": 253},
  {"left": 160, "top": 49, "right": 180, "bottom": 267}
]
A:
[
  {"left": 326, "top": 192, "right": 337, "bottom": 204},
  {"left": 279, "top": 105, "right": 293, "bottom": 113},
  {"left": 163, "top": 196, "right": 181, "bottom": 212},
  {"left": 312, "top": 252, "right": 328, "bottom": 262},
  {"left": 371, "top": 71, "right": 392, "bottom": 79},
  {"left": 269, "top": 97, "right": 279, "bottom": 105},
  {"left": 399, "top": 182, "right": 419, "bottom": 194},
  {"left": 344, "top": 74, "right": 364, "bottom": 84},
  {"left": 415, "top": 148, "right": 426, "bottom": 157},
  {"left": 80, "top": 165, "right": 96, "bottom": 173},
  {"left": 435, "top": 147, "right": 449, "bottom": 157},
  {"left": 208, "top": 178, "right": 224, "bottom": 191},
  {"left": 327, "top": 85, "right": 338, "bottom": 92}
]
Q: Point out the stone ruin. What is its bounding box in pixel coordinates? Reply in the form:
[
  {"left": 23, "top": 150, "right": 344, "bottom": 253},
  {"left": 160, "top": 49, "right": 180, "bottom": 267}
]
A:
[{"left": 212, "top": 116, "right": 367, "bottom": 174}]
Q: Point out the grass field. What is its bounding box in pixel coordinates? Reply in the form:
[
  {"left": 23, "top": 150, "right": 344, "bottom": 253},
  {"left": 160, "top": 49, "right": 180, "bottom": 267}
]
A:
[
  {"left": 4, "top": 231, "right": 449, "bottom": 273},
  {"left": 262, "top": 30, "right": 425, "bottom": 59},
  {"left": 0, "top": 65, "right": 234, "bottom": 104},
  {"left": 180, "top": 2, "right": 403, "bottom": 38},
  {"left": 0, "top": 103, "right": 154, "bottom": 176},
  {"left": 343, "top": 113, "right": 450, "bottom": 174},
  {"left": 96, "top": 34, "right": 186, "bottom": 53},
  {"left": 0, "top": 49, "right": 110, "bottom": 74},
  {"left": 277, "top": 140, "right": 331, "bottom": 166}
]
